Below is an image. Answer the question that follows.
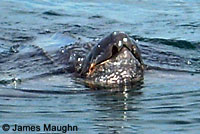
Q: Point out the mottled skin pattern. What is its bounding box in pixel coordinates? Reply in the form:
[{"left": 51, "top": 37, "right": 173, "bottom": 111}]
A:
[{"left": 58, "top": 31, "right": 144, "bottom": 85}]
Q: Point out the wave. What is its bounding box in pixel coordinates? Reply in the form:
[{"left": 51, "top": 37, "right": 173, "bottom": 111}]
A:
[
  {"left": 42, "top": 10, "right": 71, "bottom": 16},
  {"left": 132, "top": 36, "right": 199, "bottom": 50}
]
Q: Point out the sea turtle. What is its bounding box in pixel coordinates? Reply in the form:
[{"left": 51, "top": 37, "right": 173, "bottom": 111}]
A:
[
  {"left": 59, "top": 31, "right": 144, "bottom": 85},
  {"left": 0, "top": 31, "right": 145, "bottom": 87}
]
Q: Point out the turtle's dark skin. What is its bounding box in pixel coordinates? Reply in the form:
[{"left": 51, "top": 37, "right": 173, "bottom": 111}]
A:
[{"left": 58, "top": 31, "right": 145, "bottom": 85}]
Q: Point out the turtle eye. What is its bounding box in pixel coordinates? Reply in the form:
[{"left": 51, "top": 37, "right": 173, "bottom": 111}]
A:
[{"left": 112, "top": 45, "right": 119, "bottom": 56}]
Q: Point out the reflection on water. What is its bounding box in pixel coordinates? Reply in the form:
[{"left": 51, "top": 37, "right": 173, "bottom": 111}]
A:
[
  {"left": 0, "top": 70, "right": 200, "bottom": 133},
  {"left": 0, "top": 85, "right": 143, "bottom": 134},
  {"left": 91, "top": 89, "right": 143, "bottom": 134}
]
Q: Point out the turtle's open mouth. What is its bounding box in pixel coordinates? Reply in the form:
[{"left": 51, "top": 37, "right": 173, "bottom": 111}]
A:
[{"left": 80, "top": 31, "right": 144, "bottom": 84}]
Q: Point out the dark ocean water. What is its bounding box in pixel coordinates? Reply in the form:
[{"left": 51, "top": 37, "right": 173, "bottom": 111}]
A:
[{"left": 0, "top": 0, "right": 200, "bottom": 133}]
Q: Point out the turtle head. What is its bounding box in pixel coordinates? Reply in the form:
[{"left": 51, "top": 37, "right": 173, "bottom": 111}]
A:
[{"left": 80, "top": 31, "right": 144, "bottom": 84}]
